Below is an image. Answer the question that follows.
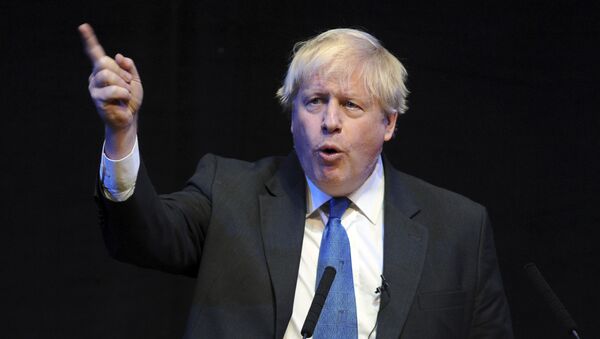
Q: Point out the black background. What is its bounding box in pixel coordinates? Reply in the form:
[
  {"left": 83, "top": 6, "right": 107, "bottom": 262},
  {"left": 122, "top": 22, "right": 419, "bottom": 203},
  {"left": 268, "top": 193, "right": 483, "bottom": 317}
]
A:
[{"left": 1, "top": 1, "right": 599, "bottom": 338}]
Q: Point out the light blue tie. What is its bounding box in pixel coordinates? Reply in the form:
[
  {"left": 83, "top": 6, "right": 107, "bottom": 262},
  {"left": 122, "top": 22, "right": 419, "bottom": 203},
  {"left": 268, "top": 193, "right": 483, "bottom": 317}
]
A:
[{"left": 313, "top": 197, "right": 358, "bottom": 339}]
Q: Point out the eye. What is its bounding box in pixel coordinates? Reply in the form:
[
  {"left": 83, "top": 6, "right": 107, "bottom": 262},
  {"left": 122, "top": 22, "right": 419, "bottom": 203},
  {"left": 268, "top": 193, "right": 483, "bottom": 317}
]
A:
[
  {"left": 344, "top": 100, "right": 362, "bottom": 110},
  {"left": 304, "top": 97, "right": 326, "bottom": 112},
  {"left": 307, "top": 97, "right": 324, "bottom": 106}
]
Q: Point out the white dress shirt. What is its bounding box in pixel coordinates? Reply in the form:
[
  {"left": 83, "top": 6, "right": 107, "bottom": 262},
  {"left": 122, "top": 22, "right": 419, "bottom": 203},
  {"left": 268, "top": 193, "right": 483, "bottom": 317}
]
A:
[
  {"left": 100, "top": 143, "right": 384, "bottom": 338},
  {"left": 99, "top": 138, "right": 139, "bottom": 202},
  {"left": 282, "top": 158, "right": 385, "bottom": 339}
]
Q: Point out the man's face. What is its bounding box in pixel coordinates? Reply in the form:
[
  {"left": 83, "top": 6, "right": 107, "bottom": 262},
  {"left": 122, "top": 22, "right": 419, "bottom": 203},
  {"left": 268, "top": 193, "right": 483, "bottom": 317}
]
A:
[{"left": 291, "top": 70, "right": 397, "bottom": 197}]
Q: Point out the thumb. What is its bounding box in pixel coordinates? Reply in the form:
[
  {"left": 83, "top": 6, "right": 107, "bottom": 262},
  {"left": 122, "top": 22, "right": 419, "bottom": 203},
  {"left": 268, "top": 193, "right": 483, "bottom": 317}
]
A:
[{"left": 116, "top": 53, "right": 141, "bottom": 81}]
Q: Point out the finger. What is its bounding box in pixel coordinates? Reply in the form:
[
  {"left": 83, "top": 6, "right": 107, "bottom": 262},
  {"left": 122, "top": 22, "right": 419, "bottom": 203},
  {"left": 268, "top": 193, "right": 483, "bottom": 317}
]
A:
[
  {"left": 115, "top": 54, "right": 141, "bottom": 81},
  {"left": 78, "top": 23, "right": 106, "bottom": 64},
  {"left": 93, "top": 56, "right": 133, "bottom": 83},
  {"left": 91, "top": 86, "right": 132, "bottom": 102},
  {"left": 91, "top": 69, "right": 131, "bottom": 91}
]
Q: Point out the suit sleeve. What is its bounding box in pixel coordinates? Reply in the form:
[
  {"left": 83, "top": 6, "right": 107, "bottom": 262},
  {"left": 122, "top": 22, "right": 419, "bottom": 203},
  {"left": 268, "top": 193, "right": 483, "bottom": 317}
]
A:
[
  {"left": 95, "top": 154, "right": 217, "bottom": 277},
  {"left": 468, "top": 209, "right": 514, "bottom": 338}
]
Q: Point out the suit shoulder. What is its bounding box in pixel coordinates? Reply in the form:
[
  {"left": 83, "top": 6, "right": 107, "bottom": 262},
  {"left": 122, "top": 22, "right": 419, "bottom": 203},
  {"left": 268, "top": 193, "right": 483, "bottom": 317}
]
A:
[
  {"left": 198, "top": 153, "right": 285, "bottom": 173},
  {"left": 392, "top": 169, "right": 486, "bottom": 220},
  {"left": 191, "top": 153, "right": 286, "bottom": 187}
]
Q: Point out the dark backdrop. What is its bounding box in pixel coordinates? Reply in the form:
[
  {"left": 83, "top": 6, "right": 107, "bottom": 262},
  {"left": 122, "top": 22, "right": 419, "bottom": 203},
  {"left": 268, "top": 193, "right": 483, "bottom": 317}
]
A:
[{"left": 2, "top": 1, "right": 598, "bottom": 338}]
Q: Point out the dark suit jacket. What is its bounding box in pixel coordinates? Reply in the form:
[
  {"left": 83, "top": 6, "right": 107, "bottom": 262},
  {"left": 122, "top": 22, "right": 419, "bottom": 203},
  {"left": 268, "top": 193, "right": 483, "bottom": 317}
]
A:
[{"left": 96, "top": 152, "right": 513, "bottom": 338}]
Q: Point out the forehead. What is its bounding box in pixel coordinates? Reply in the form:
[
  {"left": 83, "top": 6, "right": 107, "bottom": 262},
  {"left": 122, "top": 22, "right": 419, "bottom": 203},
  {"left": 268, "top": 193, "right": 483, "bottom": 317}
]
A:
[{"left": 299, "top": 69, "right": 371, "bottom": 99}]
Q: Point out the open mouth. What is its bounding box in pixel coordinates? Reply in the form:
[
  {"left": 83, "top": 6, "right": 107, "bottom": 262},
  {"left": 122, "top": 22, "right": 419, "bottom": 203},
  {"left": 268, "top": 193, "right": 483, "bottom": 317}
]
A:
[
  {"left": 317, "top": 145, "right": 343, "bottom": 160},
  {"left": 321, "top": 148, "right": 338, "bottom": 155}
]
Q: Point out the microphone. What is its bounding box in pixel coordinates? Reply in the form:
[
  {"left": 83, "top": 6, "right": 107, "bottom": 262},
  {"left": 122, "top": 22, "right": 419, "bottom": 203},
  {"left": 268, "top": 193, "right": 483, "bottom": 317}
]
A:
[
  {"left": 368, "top": 275, "right": 391, "bottom": 339},
  {"left": 301, "top": 266, "right": 336, "bottom": 339},
  {"left": 524, "top": 263, "right": 582, "bottom": 339},
  {"left": 375, "top": 274, "right": 389, "bottom": 295}
]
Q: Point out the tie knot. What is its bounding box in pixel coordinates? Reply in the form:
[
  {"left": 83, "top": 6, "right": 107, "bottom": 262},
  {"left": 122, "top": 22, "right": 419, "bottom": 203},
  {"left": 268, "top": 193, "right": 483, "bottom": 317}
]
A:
[{"left": 328, "top": 197, "right": 350, "bottom": 220}]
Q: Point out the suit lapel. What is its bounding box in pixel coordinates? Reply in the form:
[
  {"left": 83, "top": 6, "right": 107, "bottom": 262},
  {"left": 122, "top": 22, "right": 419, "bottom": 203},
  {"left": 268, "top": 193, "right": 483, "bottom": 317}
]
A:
[
  {"left": 259, "top": 152, "right": 307, "bottom": 339},
  {"left": 258, "top": 153, "right": 429, "bottom": 338},
  {"left": 376, "top": 160, "right": 429, "bottom": 338}
]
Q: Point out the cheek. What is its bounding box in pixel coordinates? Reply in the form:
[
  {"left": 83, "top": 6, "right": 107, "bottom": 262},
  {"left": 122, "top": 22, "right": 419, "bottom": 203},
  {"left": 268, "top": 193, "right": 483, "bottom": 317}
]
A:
[
  {"left": 354, "top": 139, "right": 379, "bottom": 159},
  {"left": 292, "top": 121, "right": 313, "bottom": 156},
  {"left": 349, "top": 125, "right": 386, "bottom": 158},
  {"left": 292, "top": 115, "right": 319, "bottom": 145}
]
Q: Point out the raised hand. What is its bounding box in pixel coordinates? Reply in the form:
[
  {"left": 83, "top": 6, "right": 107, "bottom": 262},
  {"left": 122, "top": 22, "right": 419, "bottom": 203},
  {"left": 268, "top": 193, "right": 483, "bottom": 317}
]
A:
[{"left": 79, "top": 23, "right": 143, "bottom": 159}]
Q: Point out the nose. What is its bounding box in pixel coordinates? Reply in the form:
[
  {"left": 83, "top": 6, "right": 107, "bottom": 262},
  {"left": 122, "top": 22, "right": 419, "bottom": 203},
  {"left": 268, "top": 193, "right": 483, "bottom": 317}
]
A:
[{"left": 321, "top": 101, "right": 342, "bottom": 135}]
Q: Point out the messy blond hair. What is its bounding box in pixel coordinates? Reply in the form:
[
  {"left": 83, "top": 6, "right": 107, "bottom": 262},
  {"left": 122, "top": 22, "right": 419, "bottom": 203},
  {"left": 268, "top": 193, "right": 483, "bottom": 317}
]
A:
[{"left": 276, "top": 28, "right": 409, "bottom": 116}]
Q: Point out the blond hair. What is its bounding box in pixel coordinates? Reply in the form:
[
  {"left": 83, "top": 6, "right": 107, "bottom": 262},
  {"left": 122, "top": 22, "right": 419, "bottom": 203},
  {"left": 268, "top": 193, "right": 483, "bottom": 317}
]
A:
[{"left": 276, "top": 28, "right": 409, "bottom": 115}]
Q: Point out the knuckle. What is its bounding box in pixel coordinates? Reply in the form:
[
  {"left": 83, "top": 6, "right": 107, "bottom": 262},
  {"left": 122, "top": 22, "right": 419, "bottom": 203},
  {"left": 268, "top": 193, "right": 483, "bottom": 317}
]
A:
[
  {"left": 91, "top": 91, "right": 102, "bottom": 102},
  {"left": 109, "top": 86, "right": 124, "bottom": 97},
  {"left": 96, "top": 70, "right": 111, "bottom": 82},
  {"left": 98, "top": 56, "right": 113, "bottom": 68},
  {"left": 91, "top": 74, "right": 102, "bottom": 85},
  {"left": 93, "top": 89, "right": 105, "bottom": 99}
]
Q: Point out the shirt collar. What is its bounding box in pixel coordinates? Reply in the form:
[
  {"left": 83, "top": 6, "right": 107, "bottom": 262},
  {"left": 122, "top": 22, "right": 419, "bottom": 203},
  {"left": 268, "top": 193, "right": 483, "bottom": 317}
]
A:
[{"left": 305, "top": 156, "right": 385, "bottom": 225}]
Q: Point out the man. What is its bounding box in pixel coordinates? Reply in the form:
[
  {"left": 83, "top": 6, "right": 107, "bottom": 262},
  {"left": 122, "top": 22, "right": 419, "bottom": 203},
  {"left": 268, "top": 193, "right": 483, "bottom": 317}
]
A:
[{"left": 80, "top": 23, "right": 513, "bottom": 338}]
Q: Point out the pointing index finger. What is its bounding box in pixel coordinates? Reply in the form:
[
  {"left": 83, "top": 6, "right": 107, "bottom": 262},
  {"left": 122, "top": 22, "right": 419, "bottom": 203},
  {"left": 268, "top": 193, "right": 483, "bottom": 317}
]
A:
[{"left": 78, "top": 23, "right": 106, "bottom": 64}]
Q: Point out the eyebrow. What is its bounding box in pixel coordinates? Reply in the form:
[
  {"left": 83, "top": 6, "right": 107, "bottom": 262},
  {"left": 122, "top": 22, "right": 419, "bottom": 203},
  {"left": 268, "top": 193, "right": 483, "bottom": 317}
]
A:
[
  {"left": 300, "top": 89, "right": 328, "bottom": 97},
  {"left": 301, "top": 89, "right": 373, "bottom": 106}
]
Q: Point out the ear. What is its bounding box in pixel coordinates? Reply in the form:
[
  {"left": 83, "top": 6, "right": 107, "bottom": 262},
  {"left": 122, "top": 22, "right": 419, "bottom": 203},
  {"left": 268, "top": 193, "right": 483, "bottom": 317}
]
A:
[
  {"left": 383, "top": 111, "right": 398, "bottom": 141},
  {"left": 290, "top": 107, "right": 295, "bottom": 134},
  {"left": 290, "top": 98, "right": 299, "bottom": 134}
]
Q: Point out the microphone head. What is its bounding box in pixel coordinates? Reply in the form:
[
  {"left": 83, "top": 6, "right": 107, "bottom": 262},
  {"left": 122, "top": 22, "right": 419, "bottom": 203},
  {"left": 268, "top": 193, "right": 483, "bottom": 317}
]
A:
[{"left": 524, "top": 262, "right": 578, "bottom": 333}]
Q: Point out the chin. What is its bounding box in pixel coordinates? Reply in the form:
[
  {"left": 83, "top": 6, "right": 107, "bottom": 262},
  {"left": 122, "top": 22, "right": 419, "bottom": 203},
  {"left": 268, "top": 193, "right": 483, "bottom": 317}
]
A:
[
  {"left": 305, "top": 162, "right": 355, "bottom": 196},
  {"left": 315, "top": 176, "right": 355, "bottom": 197}
]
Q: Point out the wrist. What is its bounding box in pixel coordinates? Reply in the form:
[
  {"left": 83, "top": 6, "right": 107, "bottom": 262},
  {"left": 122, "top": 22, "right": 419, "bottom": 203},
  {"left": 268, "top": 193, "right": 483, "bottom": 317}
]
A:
[{"left": 104, "top": 123, "right": 137, "bottom": 160}]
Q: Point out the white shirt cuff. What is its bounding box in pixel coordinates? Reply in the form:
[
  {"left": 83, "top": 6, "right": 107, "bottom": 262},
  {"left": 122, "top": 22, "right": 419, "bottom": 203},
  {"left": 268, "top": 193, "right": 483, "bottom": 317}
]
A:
[{"left": 99, "top": 137, "right": 140, "bottom": 202}]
